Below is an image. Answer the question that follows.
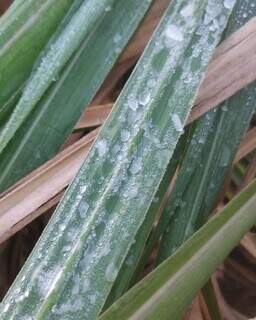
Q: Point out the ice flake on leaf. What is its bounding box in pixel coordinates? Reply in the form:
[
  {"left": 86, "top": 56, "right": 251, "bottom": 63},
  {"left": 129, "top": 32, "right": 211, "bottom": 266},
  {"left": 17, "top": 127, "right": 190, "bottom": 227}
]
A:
[
  {"left": 78, "top": 201, "right": 89, "bottom": 219},
  {"left": 224, "top": 0, "right": 235, "bottom": 10},
  {"left": 121, "top": 130, "right": 130, "bottom": 142},
  {"left": 129, "top": 185, "right": 138, "bottom": 198},
  {"left": 130, "top": 158, "right": 142, "bottom": 174},
  {"left": 105, "top": 5, "right": 112, "bottom": 12},
  {"left": 172, "top": 113, "right": 183, "bottom": 132},
  {"left": 165, "top": 24, "right": 184, "bottom": 42},
  {"left": 138, "top": 91, "right": 151, "bottom": 106},
  {"left": 147, "top": 78, "right": 157, "bottom": 88},
  {"left": 79, "top": 185, "right": 87, "bottom": 193},
  {"left": 181, "top": 4, "right": 194, "bottom": 17},
  {"left": 114, "top": 33, "right": 122, "bottom": 43},
  {"left": 128, "top": 96, "right": 139, "bottom": 111},
  {"left": 105, "top": 262, "right": 118, "bottom": 282},
  {"left": 204, "top": 1, "right": 222, "bottom": 25},
  {"left": 96, "top": 139, "right": 107, "bottom": 157},
  {"left": 220, "top": 146, "right": 231, "bottom": 167}
]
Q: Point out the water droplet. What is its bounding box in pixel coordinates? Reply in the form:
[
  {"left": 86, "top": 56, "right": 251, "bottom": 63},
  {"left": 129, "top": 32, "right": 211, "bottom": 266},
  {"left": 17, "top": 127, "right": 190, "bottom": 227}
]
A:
[
  {"left": 125, "top": 255, "right": 134, "bottom": 267},
  {"left": 96, "top": 139, "right": 107, "bottom": 156},
  {"left": 130, "top": 158, "right": 142, "bottom": 174},
  {"left": 121, "top": 130, "right": 130, "bottom": 142},
  {"left": 220, "top": 146, "right": 231, "bottom": 167},
  {"left": 78, "top": 201, "right": 89, "bottom": 219},
  {"left": 128, "top": 96, "right": 139, "bottom": 111},
  {"left": 129, "top": 185, "right": 138, "bottom": 198},
  {"left": 221, "top": 105, "right": 228, "bottom": 112},
  {"left": 114, "top": 33, "right": 122, "bottom": 44},
  {"left": 181, "top": 4, "right": 194, "bottom": 17},
  {"left": 139, "top": 91, "right": 151, "bottom": 106},
  {"left": 165, "top": 24, "right": 183, "bottom": 42},
  {"left": 79, "top": 185, "right": 87, "bottom": 193},
  {"left": 198, "top": 137, "right": 204, "bottom": 144},
  {"left": 172, "top": 114, "right": 183, "bottom": 132},
  {"left": 147, "top": 78, "right": 157, "bottom": 88},
  {"left": 59, "top": 224, "right": 65, "bottom": 232},
  {"left": 105, "top": 5, "right": 112, "bottom": 12},
  {"left": 224, "top": 0, "right": 235, "bottom": 10},
  {"left": 88, "top": 293, "right": 97, "bottom": 304},
  {"left": 105, "top": 262, "right": 118, "bottom": 282}
]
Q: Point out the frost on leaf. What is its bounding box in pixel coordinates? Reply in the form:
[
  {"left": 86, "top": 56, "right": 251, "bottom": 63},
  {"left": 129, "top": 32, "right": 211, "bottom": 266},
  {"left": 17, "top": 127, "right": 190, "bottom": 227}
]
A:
[
  {"left": 165, "top": 24, "right": 184, "bottom": 42},
  {"left": 172, "top": 114, "right": 183, "bottom": 132}
]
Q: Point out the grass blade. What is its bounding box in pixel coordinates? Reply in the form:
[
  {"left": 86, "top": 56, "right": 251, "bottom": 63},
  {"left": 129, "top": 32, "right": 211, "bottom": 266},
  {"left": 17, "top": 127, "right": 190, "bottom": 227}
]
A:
[
  {"left": 100, "top": 180, "right": 256, "bottom": 320},
  {"left": 157, "top": 0, "right": 256, "bottom": 263},
  {"left": 104, "top": 130, "right": 190, "bottom": 308},
  {"left": 0, "top": 0, "right": 74, "bottom": 113}
]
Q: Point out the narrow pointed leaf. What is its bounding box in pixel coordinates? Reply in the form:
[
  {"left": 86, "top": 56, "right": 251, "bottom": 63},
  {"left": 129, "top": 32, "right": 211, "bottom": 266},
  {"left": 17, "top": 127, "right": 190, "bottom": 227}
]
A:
[
  {"left": 157, "top": 0, "right": 256, "bottom": 263},
  {"left": 100, "top": 179, "right": 256, "bottom": 320},
  {"left": 0, "top": 0, "right": 74, "bottom": 113},
  {"left": 104, "top": 130, "right": 189, "bottom": 308}
]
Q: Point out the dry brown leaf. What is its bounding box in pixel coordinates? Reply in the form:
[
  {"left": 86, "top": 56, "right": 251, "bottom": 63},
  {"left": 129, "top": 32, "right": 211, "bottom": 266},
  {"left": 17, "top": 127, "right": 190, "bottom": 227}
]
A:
[
  {"left": 240, "top": 232, "right": 256, "bottom": 261},
  {"left": 183, "top": 297, "right": 204, "bottom": 320},
  {"left": 76, "top": 104, "right": 112, "bottom": 130},
  {"left": 235, "top": 127, "right": 256, "bottom": 163},
  {"left": 0, "top": 0, "right": 12, "bottom": 15}
]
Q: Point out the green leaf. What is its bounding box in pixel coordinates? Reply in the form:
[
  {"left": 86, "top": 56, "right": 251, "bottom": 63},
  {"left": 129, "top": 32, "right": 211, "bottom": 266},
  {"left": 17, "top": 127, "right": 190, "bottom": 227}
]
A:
[
  {"left": 0, "top": 0, "right": 74, "bottom": 114},
  {"left": 120, "top": 1, "right": 256, "bottom": 281},
  {"left": 99, "top": 179, "right": 256, "bottom": 320},
  {"left": 104, "top": 130, "right": 190, "bottom": 308},
  {"left": 1, "top": 1, "right": 234, "bottom": 319},
  {"left": 157, "top": 0, "right": 256, "bottom": 263},
  {"left": 0, "top": 0, "right": 153, "bottom": 192},
  {"left": 201, "top": 279, "right": 222, "bottom": 320},
  {"left": 0, "top": 0, "right": 114, "bottom": 154}
]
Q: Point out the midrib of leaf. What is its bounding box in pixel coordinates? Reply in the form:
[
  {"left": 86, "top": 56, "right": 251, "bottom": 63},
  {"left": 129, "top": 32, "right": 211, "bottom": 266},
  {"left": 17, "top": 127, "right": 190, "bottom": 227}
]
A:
[{"left": 1, "top": 1, "right": 234, "bottom": 319}]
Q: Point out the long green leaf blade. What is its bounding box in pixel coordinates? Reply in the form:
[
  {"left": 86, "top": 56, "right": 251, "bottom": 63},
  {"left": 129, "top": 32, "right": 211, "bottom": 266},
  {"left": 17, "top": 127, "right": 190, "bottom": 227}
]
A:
[
  {"left": 100, "top": 179, "right": 256, "bottom": 320},
  {"left": 157, "top": 0, "right": 256, "bottom": 263},
  {"left": 104, "top": 129, "right": 190, "bottom": 308},
  {"left": 0, "top": 0, "right": 113, "bottom": 154},
  {"left": 1, "top": 1, "right": 234, "bottom": 319},
  {"left": 0, "top": 0, "right": 74, "bottom": 112}
]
